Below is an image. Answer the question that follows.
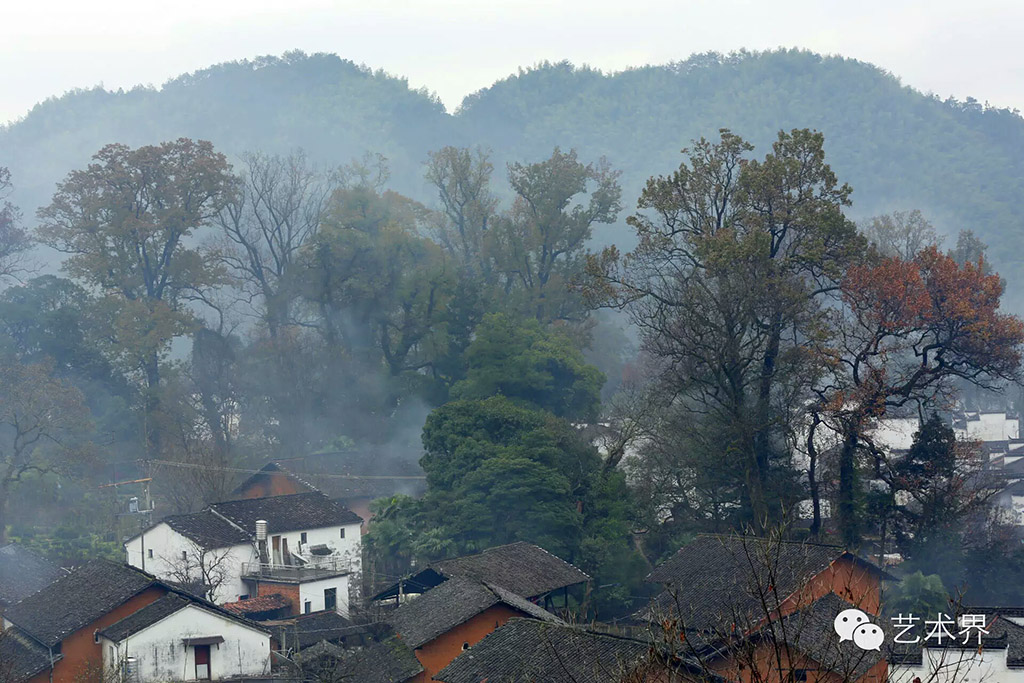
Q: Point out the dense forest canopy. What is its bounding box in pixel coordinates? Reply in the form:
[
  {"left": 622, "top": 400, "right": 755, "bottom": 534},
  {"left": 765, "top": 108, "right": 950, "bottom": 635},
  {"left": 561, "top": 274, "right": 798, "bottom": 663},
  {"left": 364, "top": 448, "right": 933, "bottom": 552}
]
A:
[
  {"left": 4, "top": 49, "right": 1024, "bottom": 307},
  {"left": 3, "top": 46, "right": 1024, "bottom": 618}
]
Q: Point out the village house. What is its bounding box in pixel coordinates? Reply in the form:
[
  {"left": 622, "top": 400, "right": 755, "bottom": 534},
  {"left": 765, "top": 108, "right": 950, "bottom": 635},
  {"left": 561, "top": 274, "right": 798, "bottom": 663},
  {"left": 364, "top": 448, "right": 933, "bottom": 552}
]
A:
[
  {"left": 231, "top": 459, "right": 426, "bottom": 531},
  {"left": 0, "top": 560, "right": 271, "bottom": 683},
  {"left": 697, "top": 592, "right": 888, "bottom": 683},
  {"left": 312, "top": 634, "right": 425, "bottom": 683},
  {"left": 638, "top": 534, "right": 890, "bottom": 629},
  {"left": 637, "top": 534, "right": 892, "bottom": 682},
  {"left": 371, "top": 540, "right": 590, "bottom": 611},
  {"left": 123, "top": 490, "right": 362, "bottom": 614},
  {"left": 796, "top": 410, "right": 1024, "bottom": 529},
  {"left": 890, "top": 607, "right": 1024, "bottom": 683},
  {"left": 260, "top": 607, "right": 378, "bottom": 653},
  {"left": 0, "top": 543, "right": 63, "bottom": 622},
  {"left": 95, "top": 593, "right": 271, "bottom": 682},
  {"left": 434, "top": 617, "right": 710, "bottom": 683},
  {"left": 375, "top": 576, "right": 565, "bottom": 682}
]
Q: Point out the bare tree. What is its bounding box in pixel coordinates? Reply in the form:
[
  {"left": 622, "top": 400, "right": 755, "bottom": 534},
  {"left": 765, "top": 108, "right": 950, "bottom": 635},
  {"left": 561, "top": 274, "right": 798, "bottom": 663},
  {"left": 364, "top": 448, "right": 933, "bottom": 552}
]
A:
[
  {"left": 863, "top": 210, "right": 940, "bottom": 261},
  {"left": 161, "top": 538, "right": 234, "bottom": 602},
  {"left": 215, "top": 150, "right": 336, "bottom": 335},
  {"left": 0, "top": 360, "right": 91, "bottom": 543}
]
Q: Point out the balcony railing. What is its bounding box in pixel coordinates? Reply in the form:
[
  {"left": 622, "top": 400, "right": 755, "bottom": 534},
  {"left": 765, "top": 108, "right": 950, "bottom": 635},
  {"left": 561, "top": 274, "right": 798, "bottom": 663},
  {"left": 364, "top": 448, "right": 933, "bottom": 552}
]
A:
[{"left": 241, "top": 558, "right": 351, "bottom": 581}]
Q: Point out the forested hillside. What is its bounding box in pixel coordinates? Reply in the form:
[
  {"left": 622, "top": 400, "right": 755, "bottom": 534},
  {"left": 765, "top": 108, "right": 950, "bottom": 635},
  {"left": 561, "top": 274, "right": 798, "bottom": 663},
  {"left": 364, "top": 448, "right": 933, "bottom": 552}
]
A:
[{"left": 4, "top": 49, "right": 1024, "bottom": 303}]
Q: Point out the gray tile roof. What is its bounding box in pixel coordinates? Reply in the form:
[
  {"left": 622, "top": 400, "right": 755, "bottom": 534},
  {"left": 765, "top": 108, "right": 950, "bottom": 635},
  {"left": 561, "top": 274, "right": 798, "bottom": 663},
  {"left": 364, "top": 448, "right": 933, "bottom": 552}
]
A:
[
  {"left": 765, "top": 593, "right": 885, "bottom": 681},
  {"left": 374, "top": 542, "right": 590, "bottom": 602},
  {"left": 342, "top": 636, "right": 423, "bottom": 683},
  {"left": 638, "top": 534, "right": 885, "bottom": 629},
  {"left": 164, "top": 510, "right": 251, "bottom": 549},
  {"left": 211, "top": 491, "right": 362, "bottom": 534},
  {"left": 434, "top": 618, "right": 654, "bottom": 683},
  {"left": 387, "top": 577, "right": 563, "bottom": 649},
  {"left": 4, "top": 560, "right": 155, "bottom": 647},
  {"left": 0, "top": 627, "right": 56, "bottom": 683},
  {"left": 96, "top": 593, "right": 191, "bottom": 642},
  {"left": 433, "top": 542, "right": 590, "bottom": 598},
  {"left": 276, "top": 610, "right": 357, "bottom": 649},
  {"left": 0, "top": 543, "right": 63, "bottom": 608}
]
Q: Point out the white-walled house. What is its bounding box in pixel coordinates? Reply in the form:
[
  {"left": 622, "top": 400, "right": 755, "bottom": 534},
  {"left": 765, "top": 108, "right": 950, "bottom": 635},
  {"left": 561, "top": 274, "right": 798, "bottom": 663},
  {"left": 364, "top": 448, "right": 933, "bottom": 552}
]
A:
[
  {"left": 125, "top": 491, "right": 362, "bottom": 615},
  {"left": 97, "top": 593, "right": 271, "bottom": 682},
  {"left": 892, "top": 611, "right": 1024, "bottom": 683},
  {"left": 792, "top": 410, "right": 1024, "bottom": 526}
]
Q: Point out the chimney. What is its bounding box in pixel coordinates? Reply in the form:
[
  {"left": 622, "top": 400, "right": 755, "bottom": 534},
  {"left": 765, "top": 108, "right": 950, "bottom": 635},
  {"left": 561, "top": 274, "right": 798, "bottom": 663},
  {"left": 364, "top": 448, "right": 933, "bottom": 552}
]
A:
[{"left": 256, "top": 520, "right": 268, "bottom": 564}]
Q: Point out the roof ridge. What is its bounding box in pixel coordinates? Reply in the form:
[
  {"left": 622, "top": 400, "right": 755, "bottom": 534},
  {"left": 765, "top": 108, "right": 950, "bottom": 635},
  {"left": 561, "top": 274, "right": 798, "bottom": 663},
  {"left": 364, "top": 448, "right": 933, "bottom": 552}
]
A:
[
  {"left": 509, "top": 617, "right": 655, "bottom": 646},
  {"left": 439, "top": 541, "right": 592, "bottom": 579},
  {"left": 695, "top": 532, "right": 846, "bottom": 550},
  {"left": 206, "top": 504, "right": 253, "bottom": 538},
  {"left": 212, "top": 489, "right": 326, "bottom": 506},
  {"left": 155, "top": 579, "right": 271, "bottom": 633},
  {"left": 269, "top": 460, "right": 323, "bottom": 496}
]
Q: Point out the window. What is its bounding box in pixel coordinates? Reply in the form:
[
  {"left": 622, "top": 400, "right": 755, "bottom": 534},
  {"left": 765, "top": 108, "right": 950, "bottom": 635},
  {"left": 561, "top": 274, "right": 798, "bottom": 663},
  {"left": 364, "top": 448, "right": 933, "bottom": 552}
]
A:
[
  {"left": 324, "top": 587, "right": 337, "bottom": 612},
  {"left": 304, "top": 601, "right": 312, "bottom": 614},
  {"left": 181, "top": 551, "right": 187, "bottom": 561},
  {"left": 147, "top": 549, "right": 153, "bottom": 559},
  {"left": 339, "top": 528, "right": 345, "bottom": 539},
  {"left": 300, "top": 532, "right": 307, "bottom": 544},
  {"left": 462, "top": 642, "right": 470, "bottom": 651},
  {"left": 793, "top": 670, "right": 808, "bottom": 682},
  {"left": 239, "top": 594, "right": 249, "bottom": 601}
]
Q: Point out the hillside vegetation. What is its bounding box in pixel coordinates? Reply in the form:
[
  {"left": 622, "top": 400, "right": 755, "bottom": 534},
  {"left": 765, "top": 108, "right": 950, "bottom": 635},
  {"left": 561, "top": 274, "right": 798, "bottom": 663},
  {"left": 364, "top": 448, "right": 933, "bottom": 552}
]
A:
[{"left": 3, "top": 48, "right": 1024, "bottom": 302}]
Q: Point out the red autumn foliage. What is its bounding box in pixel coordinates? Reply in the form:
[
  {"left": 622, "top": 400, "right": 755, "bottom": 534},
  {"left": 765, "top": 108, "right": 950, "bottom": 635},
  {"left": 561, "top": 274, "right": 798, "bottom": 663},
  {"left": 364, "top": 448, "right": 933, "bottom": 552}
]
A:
[{"left": 839, "top": 246, "right": 1022, "bottom": 408}]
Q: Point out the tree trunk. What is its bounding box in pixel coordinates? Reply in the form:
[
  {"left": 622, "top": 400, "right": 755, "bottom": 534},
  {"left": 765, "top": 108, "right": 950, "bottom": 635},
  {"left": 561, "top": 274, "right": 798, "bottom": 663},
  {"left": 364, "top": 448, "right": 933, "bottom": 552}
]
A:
[
  {"left": 837, "top": 420, "right": 861, "bottom": 548},
  {"left": 143, "top": 351, "right": 162, "bottom": 458},
  {"left": 0, "top": 480, "right": 10, "bottom": 545},
  {"left": 744, "top": 426, "right": 770, "bottom": 531},
  {"left": 754, "top": 314, "right": 783, "bottom": 484},
  {"left": 807, "top": 414, "right": 822, "bottom": 537}
]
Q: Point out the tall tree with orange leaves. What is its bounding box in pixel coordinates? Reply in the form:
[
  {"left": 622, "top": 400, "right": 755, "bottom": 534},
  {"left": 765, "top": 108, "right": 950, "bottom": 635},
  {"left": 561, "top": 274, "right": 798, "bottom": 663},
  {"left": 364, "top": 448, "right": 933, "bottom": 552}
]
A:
[{"left": 820, "top": 247, "right": 1023, "bottom": 546}]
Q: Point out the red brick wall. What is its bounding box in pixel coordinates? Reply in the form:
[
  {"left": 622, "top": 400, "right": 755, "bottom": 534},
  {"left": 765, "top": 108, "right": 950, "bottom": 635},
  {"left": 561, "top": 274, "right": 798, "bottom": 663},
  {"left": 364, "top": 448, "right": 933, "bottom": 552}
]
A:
[
  {"left": 710, "top": 641, "right": 887, "bottom": 683},
  {"left": 783, "top": 556, "right": 883, "bottom": 617},
  {"left": 28, "top": 585, "right": 167, "bottom": 683},
  {"left": 255, "top": 580, "right": 301, "bottom": 616},
  {"left": 236, "top": 473, "right": 310, "bottom": 499},
  {"left": 411, "top": 604, "right": 523, "bottom": 682}
]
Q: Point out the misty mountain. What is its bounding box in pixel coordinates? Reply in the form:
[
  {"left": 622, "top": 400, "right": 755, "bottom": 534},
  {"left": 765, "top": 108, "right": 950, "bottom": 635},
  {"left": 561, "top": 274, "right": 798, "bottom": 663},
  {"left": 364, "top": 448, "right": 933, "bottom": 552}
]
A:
[{"left": 4, "top": 48, "right": 1024, "bottom": 303}]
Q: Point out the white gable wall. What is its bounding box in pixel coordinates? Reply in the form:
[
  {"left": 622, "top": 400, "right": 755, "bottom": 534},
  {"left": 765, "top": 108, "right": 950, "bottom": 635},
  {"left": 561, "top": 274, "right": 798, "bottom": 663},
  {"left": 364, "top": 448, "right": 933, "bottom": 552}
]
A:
[
  {"left": 895, "top": 647, "right": 1024, "bottom": 683},
  {"left": 956, "top": 412, "right": 1021, "bottom": 442},
  {"left": 99, "top": 603, "right": 270, "bottom": 682},
  {"left": 124, "top": 523, "right": 255, "bottom": 603}
]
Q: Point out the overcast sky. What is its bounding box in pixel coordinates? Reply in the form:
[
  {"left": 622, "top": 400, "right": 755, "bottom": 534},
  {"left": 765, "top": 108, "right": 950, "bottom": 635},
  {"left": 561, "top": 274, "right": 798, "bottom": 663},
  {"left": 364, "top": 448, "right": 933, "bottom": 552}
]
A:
[{"left": 3, "top": 0, "right": 1024, "bottom": 125}]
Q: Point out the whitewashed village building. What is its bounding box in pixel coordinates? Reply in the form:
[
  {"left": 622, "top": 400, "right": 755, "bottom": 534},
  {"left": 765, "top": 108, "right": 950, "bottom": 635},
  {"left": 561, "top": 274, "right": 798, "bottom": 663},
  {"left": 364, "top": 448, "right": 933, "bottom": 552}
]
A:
[
  {"left": 125, "top": 491, "right": 363, "bottom": 616},
  {"left": 1, "top": 559, "right": 272, "bottom": 683},
  {"left": 892, "top": 609, "right": 1024, "bottom": 683},
  {"left": 794, "top": 410, "right": 1024, "bottom": 529},
  {"left": 96, "top": 593, "right": 271, "bottom": 682}
]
